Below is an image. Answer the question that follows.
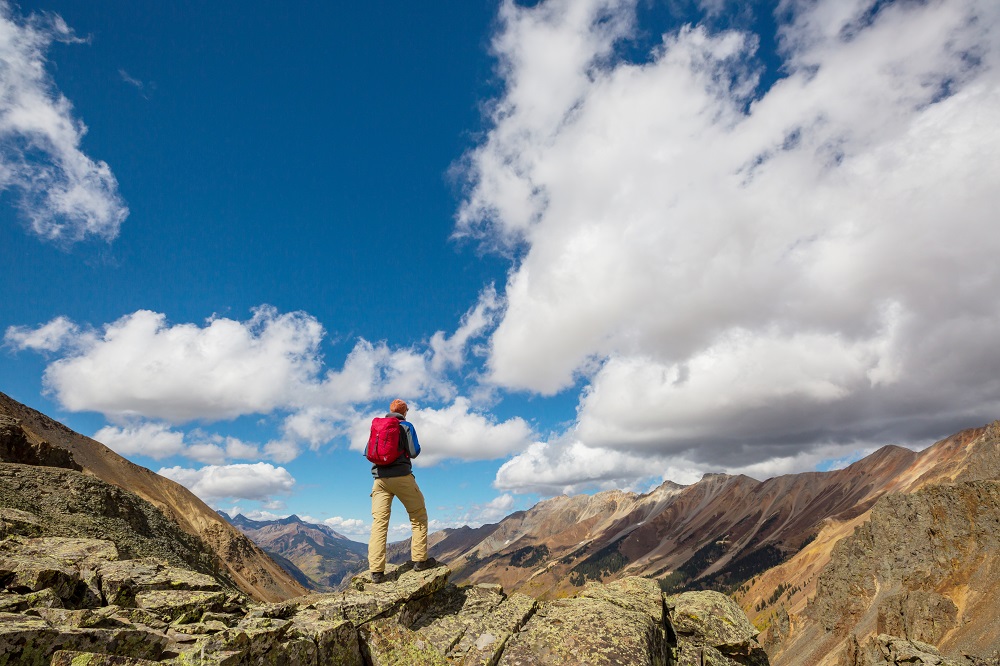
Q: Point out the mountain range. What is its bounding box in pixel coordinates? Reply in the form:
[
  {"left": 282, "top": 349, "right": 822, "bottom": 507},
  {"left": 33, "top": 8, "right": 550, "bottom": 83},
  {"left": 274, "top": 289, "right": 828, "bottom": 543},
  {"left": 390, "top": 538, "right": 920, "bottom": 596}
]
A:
[
  {"left": 381, "top": 421, "right": 1000, "bottom": 664},
  {"left": 3, "top": 388, "right": 999, "bottom": 664},
  {"left": 218, "top": 511, "right": 368, "bottom": 591}
]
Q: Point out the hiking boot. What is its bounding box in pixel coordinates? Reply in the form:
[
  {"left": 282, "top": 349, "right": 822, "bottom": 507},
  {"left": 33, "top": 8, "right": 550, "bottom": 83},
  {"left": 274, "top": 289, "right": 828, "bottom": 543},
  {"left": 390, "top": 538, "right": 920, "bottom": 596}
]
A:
[
  {"left": 413, "top": 557, "right": 441, "bottom": 572},
  {"left": 370, "top": 571, "right": 386, "bottom": 583}
]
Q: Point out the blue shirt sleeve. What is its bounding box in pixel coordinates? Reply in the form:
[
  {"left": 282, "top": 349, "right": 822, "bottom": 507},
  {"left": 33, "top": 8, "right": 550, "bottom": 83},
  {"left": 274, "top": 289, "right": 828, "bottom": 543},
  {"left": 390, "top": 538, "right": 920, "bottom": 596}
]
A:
[{"left": 401, "top": 420, "right": 420, "bottom": 458}]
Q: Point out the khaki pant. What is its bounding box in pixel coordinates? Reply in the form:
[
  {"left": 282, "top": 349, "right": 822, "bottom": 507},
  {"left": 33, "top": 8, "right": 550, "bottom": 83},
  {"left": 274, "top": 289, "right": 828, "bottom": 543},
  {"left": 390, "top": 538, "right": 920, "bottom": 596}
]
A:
[{"left": 368, "top": 474, "right": 428, "bottom": 573}]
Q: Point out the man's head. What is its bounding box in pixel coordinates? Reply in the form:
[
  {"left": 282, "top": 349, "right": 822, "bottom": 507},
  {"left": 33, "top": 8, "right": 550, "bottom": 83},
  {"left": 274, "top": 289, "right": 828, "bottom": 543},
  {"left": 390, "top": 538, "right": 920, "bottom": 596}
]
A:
[{"left": 390, "top": 399, "right": 408, "bottom": 416}]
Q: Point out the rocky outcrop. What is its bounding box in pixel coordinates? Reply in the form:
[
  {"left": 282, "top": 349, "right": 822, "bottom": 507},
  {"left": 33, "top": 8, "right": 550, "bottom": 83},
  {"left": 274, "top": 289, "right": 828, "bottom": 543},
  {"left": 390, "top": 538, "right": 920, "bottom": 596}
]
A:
[
  {"left": 0, "top": 416, "right": 79, "bottom": 471},
  {"left": 498, "top": 577, "right": 667, "bottom": 665},
  {"left": 845, "top": 633, "right": 982, "bottom": 666},
  {"left": 876, "top": 591, "right": 958, "bottom": 646},
  {"left": 0, "top": 511, "right": 770, "bottom": 666},
  {"left": 667, "top": 590, "right": 769, "bottom": 665},
  {"left": 0, "top": 393, "right": 306, "bottom": 603},
  {"left": 0, "top": 463, "right": 225, "bottom": 578},
  {"left": 809, "top": 481, "right": 1000, "bottom": 634},
  {"left": 770, "top": 479, "right": 1000, "bottom": 665},
  {"left": 0, "top": 528, "right": 241, "bottom": 664}
]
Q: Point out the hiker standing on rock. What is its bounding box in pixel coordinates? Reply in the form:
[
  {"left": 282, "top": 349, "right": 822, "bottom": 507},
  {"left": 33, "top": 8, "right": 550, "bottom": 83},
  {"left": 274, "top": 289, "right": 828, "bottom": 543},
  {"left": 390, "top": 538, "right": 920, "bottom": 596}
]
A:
[{"left": 366, "top": 399, "right": 439, "bottom": 583}]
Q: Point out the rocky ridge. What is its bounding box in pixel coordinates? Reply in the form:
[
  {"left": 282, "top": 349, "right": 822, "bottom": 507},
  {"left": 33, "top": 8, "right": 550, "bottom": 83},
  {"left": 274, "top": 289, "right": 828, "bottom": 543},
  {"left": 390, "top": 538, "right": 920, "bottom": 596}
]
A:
[
  {"left": 764, "top": 479, "right": 1000, "bottom": 665},
  {"left": 0, "top": 462, "right": 227, "bottom": 580},
  {"left": 0, "top": 506, "right": 769, "bottom": 665},
  {"left": 748, "top": 422, "right": 1000, "bottom": 666},
  {"left": 390, "top": 441, "right": 939, "bottom": 600},
  {"left": 0, "top": 393, "right": 305, "bottom": 602}
]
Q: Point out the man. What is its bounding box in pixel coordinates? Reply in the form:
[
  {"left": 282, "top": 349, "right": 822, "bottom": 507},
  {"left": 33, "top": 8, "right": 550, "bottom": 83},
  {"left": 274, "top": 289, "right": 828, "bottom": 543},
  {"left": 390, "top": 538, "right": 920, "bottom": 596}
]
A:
[{"left": 368, "top": 398, "right": 440, "bottom": 582}]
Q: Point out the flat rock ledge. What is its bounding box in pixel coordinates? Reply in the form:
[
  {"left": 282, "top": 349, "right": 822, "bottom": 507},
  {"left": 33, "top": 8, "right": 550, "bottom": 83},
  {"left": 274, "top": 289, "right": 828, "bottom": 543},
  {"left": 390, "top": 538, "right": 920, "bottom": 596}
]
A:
[{"left": 0, "top": 520, "right": 768, "bottom": 665}]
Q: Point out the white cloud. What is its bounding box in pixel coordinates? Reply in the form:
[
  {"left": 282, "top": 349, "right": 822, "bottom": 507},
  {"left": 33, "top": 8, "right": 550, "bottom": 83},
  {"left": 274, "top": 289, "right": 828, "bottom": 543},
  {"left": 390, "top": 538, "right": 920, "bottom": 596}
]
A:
[
  {"left": 429, "top": 494, "right": 518, "bottom": 531},
  {"left": 158, "top": 462, "right": 295, "bottom": 502},
  {"left": 263, "top": 439, "right": 301, "bottom": 464},
  {"left": 468, "top": 493, "right": 516, "bottom": 524},
  {"left": 9, "top": 305, "right": 466, "bottom": 427},
  {"left": 494, "top": 438, "right": 703, "bottom": 495},
  {"left": 4, "top": 316, "right": 81, "bottom": 352},
  {"left": 92, "top": 422, "right": 261, "bottom": 465},
  {"left": 493, "top": 436, "right": 879, "bottom": 495},
  {"left": 184, "top": 442, "right": 226, "bottom": 465},
  {"left": 223, "top": 436, "right": 261, "bottom": 460},
  {"left": 183, "top": 432, "right": 260, "bottom": 465},
  {"left": 322, "top": 339, "right": 454, "bottom": 406},
  {"left": 0, "top": 2, "right": 128, "bottom": 242},
  {"left": 455, "top": 0, "right": 1000, "bottom": 488},
  {"left": 9, "top": 306, "right": 536, "bottom": 466},
  {"left": 319, "top": 516, "right": 368, "bottom": 538},
  {"left": 281, "top": 407, "right": 343, "bottom": 449},
  {"left": 429, "top": 286, "right": 501, "bottom": 372},
  {"left": 94, "top": 422, "right": 185, "bottom": 460},
  {"left": 33, "top": 307, "right": 324, "bottom": 422},
  {"left": 349, "top": 396, "right": 535, "bottom": 465}
]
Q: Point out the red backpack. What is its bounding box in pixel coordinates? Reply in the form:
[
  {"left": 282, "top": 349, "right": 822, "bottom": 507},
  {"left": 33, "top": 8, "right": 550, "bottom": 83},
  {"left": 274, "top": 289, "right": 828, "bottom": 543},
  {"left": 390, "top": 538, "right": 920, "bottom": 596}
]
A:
[{"left": 366, "top": 417, "right": 404, "bottom": 465}]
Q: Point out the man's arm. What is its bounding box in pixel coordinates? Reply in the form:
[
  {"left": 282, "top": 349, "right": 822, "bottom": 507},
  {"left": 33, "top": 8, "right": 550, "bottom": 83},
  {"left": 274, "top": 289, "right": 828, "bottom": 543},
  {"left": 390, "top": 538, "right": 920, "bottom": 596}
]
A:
[{"left": 400, "top": 421, "right": 421, "bottom": 458}]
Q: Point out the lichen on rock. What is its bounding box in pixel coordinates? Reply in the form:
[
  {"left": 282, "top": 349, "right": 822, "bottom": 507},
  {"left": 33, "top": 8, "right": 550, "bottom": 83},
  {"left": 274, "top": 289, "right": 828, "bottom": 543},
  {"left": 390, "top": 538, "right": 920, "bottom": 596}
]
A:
[{"left": 666, "top": 589, "right": 769, "bottom": 666}]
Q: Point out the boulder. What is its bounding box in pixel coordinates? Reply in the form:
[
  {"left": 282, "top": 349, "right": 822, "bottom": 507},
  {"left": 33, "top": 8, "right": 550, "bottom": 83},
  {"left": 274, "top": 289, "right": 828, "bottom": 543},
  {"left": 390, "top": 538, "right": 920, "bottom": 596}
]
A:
[
  {"left": 361, "top": 616, "right": 449, "bottom": 665},
  {"left": 134, "top": 590, "right": 227, "bottom": 623},
  {"left": 0, "top": 507, "right": 43, "bottom": 538},
  {"left": 0, "top": 537, "right": 120, "bottom": 609},
  {"left": 0, "top": 612, "right": 168, "bottom": 665},
  {"left": 876, "top": 590, "right": 958, "bottom": 646},
  {"left": 0, "top": 612, "right": 58, "bottom": 666},
  {"left": 107, "top": 607, "right": 169, "bottom": 631},
  {"left": 304, "top": 562, "right": 450, "bottom": 626},
  {"left": 0, "top": 587, "right": 63, "bottom": 612},
  {"left": 0, "top": 552, "right": 78, "bottom": 599},
  {"left": 450, "top": 591, "right": 537, "bottom": 666},
  {"left": 667, "top": 590, "right": 769, "bottom": 666},
  {"left": 498, "top": 576, "right": 671, "bottom": 666},
  {"left": 98, "top": 558, "right": 223, "bottom": 608},
  {"left": 847, "top": 633, "right": 968, "bottom": 666},
  {"left": 287, "top": 611, "right": 363, "bottom": 666},
  {"left": 397, "top": 580, "right": 506, "bottom": 653},
  {"left": 27, "top": 607, "right": 129, "bottom": 629},
  {"left": 165, "top": 616, "right": 316, "bottom": 666},
  {"left": 6, "top": 537, "right": 119, "bottom": 570}
]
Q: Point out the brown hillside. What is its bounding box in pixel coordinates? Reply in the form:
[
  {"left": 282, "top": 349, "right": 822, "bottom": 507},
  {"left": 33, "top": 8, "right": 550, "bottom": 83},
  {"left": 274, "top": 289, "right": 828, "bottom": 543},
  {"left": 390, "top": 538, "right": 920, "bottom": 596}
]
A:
[
  {"left": 0, "top": 391, "right": 306, "bottom": 602},
  {"left": 747, "top": 422, "right": 1000, "bottom": 665}
]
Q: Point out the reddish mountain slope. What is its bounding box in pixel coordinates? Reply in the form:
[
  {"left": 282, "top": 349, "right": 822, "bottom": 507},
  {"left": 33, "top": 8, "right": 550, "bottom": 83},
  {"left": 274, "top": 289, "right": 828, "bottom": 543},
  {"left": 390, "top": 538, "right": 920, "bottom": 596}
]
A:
[
  {"left": 743, "top": 422, "right": 1000, "bottom": 665},
  {"left": 400, "top": 423, "right": 997, "bottom": 619}
]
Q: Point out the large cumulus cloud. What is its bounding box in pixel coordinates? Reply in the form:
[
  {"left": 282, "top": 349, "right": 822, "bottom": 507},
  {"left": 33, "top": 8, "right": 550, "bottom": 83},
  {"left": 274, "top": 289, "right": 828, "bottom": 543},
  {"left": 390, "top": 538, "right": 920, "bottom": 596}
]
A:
[{"left": 461, "top": 0, "right": 1000, "bottom": 489}]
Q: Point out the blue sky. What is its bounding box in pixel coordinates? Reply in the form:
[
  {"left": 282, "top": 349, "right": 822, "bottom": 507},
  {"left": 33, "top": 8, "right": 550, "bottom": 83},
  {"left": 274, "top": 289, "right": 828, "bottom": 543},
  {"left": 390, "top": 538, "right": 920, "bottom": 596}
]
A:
[{"left": 3, "top": 0, "right": 999, "bottom": 541}]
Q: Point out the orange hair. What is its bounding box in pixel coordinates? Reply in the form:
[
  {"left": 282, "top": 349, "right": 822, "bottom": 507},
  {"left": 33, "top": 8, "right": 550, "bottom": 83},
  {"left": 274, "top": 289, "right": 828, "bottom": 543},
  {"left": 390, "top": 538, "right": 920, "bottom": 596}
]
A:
[{"left": 390, "top": 399, "right": 408, "bottom": 415}]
